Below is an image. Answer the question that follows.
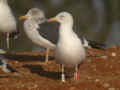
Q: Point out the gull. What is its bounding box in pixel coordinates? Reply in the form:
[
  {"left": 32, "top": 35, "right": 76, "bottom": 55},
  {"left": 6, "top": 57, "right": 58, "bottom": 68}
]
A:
[
  {"left": 48, "top": 12, "right": 86, "bottom": 82},
  {"left": 0, "top": 0, "right": 18, "bottom": 49},
  {"left": 19, "top": 8, "right": 58, "bottom": 64}
]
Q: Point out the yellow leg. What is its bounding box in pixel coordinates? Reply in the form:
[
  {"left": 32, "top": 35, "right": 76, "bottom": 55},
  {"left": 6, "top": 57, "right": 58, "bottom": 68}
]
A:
[
  {"left": 61, "top": 64, "right": 65, "bottom": 82},
  {"left": 0, "top": 34, "right": 2, "bottom": 48},
  {"left": 45, "top": 48, "right": 50, "bottom": 64},
  {"left": 6, "top": 33, "right": 9, "bottom": 49}
]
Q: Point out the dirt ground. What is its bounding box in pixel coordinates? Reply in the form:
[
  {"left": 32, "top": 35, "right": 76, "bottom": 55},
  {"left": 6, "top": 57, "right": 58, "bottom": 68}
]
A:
[{"left": 0, "top": 47, "right": 120, "bottom": 90}]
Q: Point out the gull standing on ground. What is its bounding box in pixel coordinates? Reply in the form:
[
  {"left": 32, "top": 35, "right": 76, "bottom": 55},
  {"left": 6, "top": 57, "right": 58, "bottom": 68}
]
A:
[
  {"left": 19, "top": 8, "right": 58, "bottom": 64},
  {"left": 0, "top": 0, "right": 18, "bottom": 49},
  {"left": 48, "top": 12, "right": 86, "bottom": 82}
]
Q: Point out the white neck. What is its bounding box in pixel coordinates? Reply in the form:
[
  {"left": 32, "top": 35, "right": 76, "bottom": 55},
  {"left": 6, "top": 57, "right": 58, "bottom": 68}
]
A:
[
  {"left": 58, "top": 23, "right": 79, "bottom": 44},
  {"left": 59, "top": 23, "right": 73, "bottom": 37},
  {"left": 59, "top": 24, "right": 74, "bottom": 42}
]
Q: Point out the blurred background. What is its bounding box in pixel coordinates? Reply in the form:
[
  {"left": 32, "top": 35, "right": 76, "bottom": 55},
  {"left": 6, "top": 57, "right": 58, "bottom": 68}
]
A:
[{"left": 1, "top": 0, "right": 120, "bottom": 52}]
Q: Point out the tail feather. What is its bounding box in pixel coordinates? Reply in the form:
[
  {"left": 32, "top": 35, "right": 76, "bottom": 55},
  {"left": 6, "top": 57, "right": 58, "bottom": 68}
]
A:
[
  {"left": 81, "top": 37, "right": 106, "bottom": 49},
  {"left": 88, "top": 40, "right": 106, "bottom": 49}
]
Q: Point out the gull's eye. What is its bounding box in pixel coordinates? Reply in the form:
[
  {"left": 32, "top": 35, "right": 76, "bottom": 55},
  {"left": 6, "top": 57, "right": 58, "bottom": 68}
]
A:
[{"left": 59, "top": 15, "right": 64, "bottom": 20}]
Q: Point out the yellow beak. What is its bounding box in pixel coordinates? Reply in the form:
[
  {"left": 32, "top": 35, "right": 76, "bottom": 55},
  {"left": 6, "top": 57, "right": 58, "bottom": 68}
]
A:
[
  {"left": 47, "top": 18, "right": 58, "bottom": 22},
  {"left": 19, "top": 16, "right": 29, "bottom": 22}
]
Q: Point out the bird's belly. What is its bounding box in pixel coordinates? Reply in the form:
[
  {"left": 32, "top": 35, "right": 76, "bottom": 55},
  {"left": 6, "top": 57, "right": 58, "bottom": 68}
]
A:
[
  {"left": 0, "top": 23, "right": 16, "bottom": 33},
  {"left": 55, "top": 44, "right": 86, "bottom": 66},
  {"left": 0, "top": 18, "right": 16, "bottom": 33},
  {"left": 0, "top": 6, "right": 16, "bottom": 32}
]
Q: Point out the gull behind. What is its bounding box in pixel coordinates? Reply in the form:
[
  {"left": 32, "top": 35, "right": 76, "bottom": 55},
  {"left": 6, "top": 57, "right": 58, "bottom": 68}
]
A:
[{"left": 19, "top": 8, "right": 57, "bottom": 64}]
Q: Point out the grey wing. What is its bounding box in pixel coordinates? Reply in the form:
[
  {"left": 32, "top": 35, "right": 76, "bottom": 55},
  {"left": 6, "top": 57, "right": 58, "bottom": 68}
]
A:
[{"left": 37, "top": 22, "right": 59, "bottom": 45}]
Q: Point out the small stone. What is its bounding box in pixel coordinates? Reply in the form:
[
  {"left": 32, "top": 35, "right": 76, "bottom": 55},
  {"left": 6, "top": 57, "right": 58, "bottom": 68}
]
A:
[
  {"left": 108, "top": 88, "right": 116, "bottom": 90},
  {"left": 14, "top": 61, "right": 19, "bottom": 64},
  {"left": 103, "top": 83, "right": 110, "bottom": 88},
  {"left": 101, "top": 56, "right": 108, "bottom": 59},
  {"left": 87, "top": 59, "right": 92, "bottom": 63},
  {"left": 110, "top": 65, "right": 113, "bottom": 69},
  {"left": 70, "top": 87, "right": 76, "bottom": 90},
  {"left": 33, "top": 84, "right": 38, "bottom": 88},
  {"left": 87, "top": 76, "right": 92, "bottom": 80},
  {"left": 95, "top": 79, "right": 100, "bottom": 82},
  {"left": 112, "top": 52, "right": 116, "bottom": 57}
]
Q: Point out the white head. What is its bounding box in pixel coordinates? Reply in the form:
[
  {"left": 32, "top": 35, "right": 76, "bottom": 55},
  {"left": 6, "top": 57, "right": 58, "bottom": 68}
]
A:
[
  {"left": 20, "top": 8, "right": 46, "bottom": 24},
  {"left": 48, "top": 12, "right": 74, "bottom": 26},
  {"left": 0, "top": 0, "right": 7, "bottom": 3}
]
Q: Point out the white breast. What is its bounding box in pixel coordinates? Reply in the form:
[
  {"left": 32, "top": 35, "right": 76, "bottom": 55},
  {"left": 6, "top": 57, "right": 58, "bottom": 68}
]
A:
[
  {"left": 0, "top": 3, "right": 16, "bottom": 33},
  {"left": 55, "top": 25, "right": 86, "bottom": 66}
]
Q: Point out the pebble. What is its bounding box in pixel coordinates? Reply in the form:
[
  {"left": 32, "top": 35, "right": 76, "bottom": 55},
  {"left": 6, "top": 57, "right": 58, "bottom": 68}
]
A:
[
  {"left": 112, "top": 52, "right": 116, "bottom": 57},
  {"left": 101, "top": 56, "right": 108, "bottom": 59},
  {"left": 95, "top": 79, "right": 100, "bottom": 82},
  {"left": 108, "top": 88, "right": 116, "bottom": 90},
  {"left": 70, "top": 87, "right": 77, "bottom": 90},
  {"left": 103, "top": 83, "right": 110, "bottom": 88}
]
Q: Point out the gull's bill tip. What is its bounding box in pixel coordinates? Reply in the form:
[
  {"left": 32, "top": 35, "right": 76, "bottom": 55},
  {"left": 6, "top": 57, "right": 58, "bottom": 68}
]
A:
[
  {"left": 48, "top": 18, "right": 58, "bottom": 22},
  {"left": 19, "top": 16, "right": 28, "bottom": 22}
]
